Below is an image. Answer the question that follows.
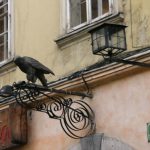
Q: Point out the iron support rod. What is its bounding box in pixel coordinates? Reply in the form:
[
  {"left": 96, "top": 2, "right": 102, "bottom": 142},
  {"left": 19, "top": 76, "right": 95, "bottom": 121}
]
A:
[
  {"left": 14, "top": 82, "right": 93, "bottom": 98},
  {"left": 48, "top": 88, "right": 93, "bottom": 98},
  {"left": 111, "top": 57, "right": 150, "bottom": 68}
]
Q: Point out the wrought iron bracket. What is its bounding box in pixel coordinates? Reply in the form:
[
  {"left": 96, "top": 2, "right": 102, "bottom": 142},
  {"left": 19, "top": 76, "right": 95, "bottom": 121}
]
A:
[
  {"left": 0, "top": 81, "right": 95, "bottom": 139},
  {"left": 81, "top": 74, "right": 93, "bottom": 98}
]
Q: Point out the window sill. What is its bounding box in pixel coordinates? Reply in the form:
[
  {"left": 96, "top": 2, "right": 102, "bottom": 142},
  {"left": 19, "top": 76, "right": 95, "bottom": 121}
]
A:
[
  {"left": 0, "top": 58, "right": 16, "bottom": 75},
  {"left": 55, "top": 12, "right": 124, "bottom": 47}
]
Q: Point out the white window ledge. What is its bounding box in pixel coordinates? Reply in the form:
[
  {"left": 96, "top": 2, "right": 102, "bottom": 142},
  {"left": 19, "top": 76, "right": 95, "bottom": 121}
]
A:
[{"left": 55, "top": 12, "right": 124, "bottom": 47}]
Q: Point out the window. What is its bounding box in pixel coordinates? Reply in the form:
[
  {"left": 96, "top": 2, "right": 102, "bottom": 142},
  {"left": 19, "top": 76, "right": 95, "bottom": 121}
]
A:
[
  {"left": 0, "top": 0, "right": 11, "bottom": 63},
  {"left": 67, "top": 0, "right": 113, "bottom": 30}
]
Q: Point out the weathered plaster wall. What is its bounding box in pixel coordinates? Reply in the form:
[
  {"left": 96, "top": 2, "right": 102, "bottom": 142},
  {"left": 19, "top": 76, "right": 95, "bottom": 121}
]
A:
[
  {"left": 55, "top": 35, "right": 100, "bottom": 77},
  {"left": 92, "top": 69, "right": 150, "bottom": 150},
  {"left": 123, "top": 0, "right": 150, "bottom": 50}
]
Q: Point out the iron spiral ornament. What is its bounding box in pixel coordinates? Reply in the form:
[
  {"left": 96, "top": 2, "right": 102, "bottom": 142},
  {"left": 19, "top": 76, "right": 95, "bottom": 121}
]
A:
[
  {"left": 11, "top": 81, "right": 96, "bottom": 138},
  {"left": 60, "top": 100, "right": 95, "bottom": 138}
]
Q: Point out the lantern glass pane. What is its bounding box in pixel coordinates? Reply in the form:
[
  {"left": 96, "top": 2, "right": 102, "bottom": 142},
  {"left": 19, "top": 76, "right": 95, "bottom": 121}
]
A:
[
  {"left": 92, "top": 28, "right": 106, "bottom": 53},
  {"left": 109, "top": 28, "right": 126, "bottom": 49}
]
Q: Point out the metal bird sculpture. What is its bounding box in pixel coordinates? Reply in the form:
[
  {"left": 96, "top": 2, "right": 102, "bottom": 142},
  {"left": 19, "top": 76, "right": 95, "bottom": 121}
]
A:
[{"left": 14, "top": 56, "right": 55, "bottom": 87}]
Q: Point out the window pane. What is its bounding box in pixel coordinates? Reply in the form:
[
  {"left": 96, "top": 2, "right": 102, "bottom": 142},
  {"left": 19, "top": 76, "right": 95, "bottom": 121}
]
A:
[
  {"left": 0, "top": 45, "right": 4, "bottom": 61},
  {"left": 70, "top": 0, "right": 87, "bottom": 28},
  {"left": 0, "top": 16, "right": 8, "bottom": 33},
  {"left": 91, "top": 0, "right": 109, "bottom": 19},
  {"left": 91, "top": 0, "right": 98, "bottom": 19},
  {"left": 0, "top": 34, "right": 4, "bottom": 44},
  {"left": 81, "top": 0, "right": 87, "bottom": 23},
  {"left": 0, "top": 0, "right": 8, "bottom": 7},
  {"left": 0, "top": 33, "right": 8, "bottom": 61},
  {"left": 0, "top": 0, "right": 8, "bottom": 61},
  {"left": 102, "top": 0, "right": 109, "bottom": 14},
  {"left": 0, "top": 0, "right": 8, "bottom": 34},
  {"left": 0, "top": 0, "right": 2, "bottom": 5},
  {"left": 0, "top": 19, "right": 4, "bottom": 33}
]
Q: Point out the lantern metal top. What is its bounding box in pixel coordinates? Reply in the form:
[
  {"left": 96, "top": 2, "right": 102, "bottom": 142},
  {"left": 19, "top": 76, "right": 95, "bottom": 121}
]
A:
[
  {"left": 89, "top": 23, "right": 127, "bottom": 33},
  {"left": 89, "top": 23, "right": 127, "bottom": 58}
]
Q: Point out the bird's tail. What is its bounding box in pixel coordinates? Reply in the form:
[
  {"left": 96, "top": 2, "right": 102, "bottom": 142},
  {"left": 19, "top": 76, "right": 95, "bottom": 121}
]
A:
[
  {"left": 50, "top": 70, "right": 55, "bottom": 76},
  {"left": 38, "top": 74, "right": 48, "bottom": 87}
]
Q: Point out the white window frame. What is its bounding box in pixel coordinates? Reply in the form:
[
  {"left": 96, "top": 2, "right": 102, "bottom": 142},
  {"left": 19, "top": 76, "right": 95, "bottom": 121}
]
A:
[
  {"left": 66, "top": 0, "right": 115, "bottom": 32},
  {"left": 0, "top": 0, "right": 14, "bottom": 65}
]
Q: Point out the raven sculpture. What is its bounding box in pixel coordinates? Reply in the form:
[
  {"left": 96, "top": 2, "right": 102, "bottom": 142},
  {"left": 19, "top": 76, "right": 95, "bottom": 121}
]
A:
[{"left": 14, "top": 56, "right": 55, "bottom": 87}]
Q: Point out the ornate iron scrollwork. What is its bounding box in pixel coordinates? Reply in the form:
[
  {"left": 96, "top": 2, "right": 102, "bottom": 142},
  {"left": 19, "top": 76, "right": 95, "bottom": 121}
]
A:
[{"left": 3, "top": 81, "right": 95, "bottom": 139}]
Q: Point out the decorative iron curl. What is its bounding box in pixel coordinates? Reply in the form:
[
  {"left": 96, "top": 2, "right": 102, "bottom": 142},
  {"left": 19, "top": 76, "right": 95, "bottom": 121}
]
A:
[
  {"left": 12, "top": 82, "right": 96, "bottom": 138},
  {"left": 60, "top": 99, "right": 95, "bottom": 139},
  {"left": 14, "top": 83, "right": 41, "bottom": 109}
]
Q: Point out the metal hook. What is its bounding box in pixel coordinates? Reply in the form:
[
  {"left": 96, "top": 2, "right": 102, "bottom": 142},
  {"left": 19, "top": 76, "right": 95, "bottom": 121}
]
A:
[{"left": 81, "top": 74, "right": 93, "bottom": 98}]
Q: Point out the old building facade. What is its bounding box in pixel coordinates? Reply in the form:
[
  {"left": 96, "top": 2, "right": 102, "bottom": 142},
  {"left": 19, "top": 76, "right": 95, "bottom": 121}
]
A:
[{"left": 0, "top": 0, "right": 150, "bottom": 150}]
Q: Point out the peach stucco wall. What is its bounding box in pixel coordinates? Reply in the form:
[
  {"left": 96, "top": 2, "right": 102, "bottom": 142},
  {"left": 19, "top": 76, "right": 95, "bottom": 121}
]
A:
[{"left": 93, "top": 69, "right": 150, "bottom": 150}]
